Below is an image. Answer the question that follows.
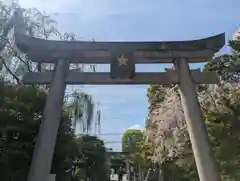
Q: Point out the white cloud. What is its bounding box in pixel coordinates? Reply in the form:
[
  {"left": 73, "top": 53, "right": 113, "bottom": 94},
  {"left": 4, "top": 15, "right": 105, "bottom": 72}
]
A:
[{"left": 125, "top": 124, "right": 144, "bottom": 132}]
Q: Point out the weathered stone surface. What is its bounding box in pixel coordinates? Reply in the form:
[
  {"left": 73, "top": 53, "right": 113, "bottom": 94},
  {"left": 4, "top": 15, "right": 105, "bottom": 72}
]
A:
[
  {"left": 14, "top": 33, "right": 225, "bottom": 63},
  {"left": 21, "top": 71, "right": 219, "bottom": 85},
  {"left": 15, "top": 33, "right": 225, "bottom": 52}
]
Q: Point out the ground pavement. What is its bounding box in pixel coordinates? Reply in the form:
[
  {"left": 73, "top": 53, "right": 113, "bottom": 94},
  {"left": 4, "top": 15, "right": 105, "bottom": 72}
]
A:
[{"left": 110, "top": 174, "right": 127, "bottom": 181}]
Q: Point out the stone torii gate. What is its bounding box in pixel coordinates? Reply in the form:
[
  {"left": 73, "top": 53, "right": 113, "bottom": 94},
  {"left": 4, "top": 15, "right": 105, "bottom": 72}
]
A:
[{"left": 13, "top": 16, "right": 224, "bottom": 181}]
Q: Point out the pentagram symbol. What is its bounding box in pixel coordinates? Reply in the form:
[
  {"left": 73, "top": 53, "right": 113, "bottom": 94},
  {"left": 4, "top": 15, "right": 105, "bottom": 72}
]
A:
[{"left": 117, "top": 54, "right": 128, "bottom": 67}]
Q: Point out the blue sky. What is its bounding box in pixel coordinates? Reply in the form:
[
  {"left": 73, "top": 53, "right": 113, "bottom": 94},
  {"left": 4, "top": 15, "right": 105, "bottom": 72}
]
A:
[{"left": 19, "top": 0, "right": 239, "bottom": 151}]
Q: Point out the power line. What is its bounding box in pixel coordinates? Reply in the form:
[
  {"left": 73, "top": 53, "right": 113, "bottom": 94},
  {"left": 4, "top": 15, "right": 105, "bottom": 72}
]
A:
[
  {"left": 98, "top": 133, "right": 124, "bottom": 136},
  {"left": 104, "top": 141, "right": 123, "bottom": 143},
  {"left": 75, "top": 140, "right": 131, "bottom": 144}
]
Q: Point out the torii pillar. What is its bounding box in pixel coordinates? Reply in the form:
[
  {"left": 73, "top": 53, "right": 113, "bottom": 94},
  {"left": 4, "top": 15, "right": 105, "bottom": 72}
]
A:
[
  {"left": 27, "top": 60, "right": 70, "bottom": 181},
  {"left": 173, "top": 58, "right": 220, "bottom": 181}
]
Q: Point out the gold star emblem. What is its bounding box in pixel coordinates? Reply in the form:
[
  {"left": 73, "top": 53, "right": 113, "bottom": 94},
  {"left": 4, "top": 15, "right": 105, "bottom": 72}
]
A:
[{"left": 117, "top": 54, "right": 128, "bottom": 67}]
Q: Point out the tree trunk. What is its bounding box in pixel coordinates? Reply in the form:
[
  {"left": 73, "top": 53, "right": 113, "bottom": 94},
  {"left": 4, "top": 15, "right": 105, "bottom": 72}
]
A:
[
  {"left": 138, "top": 164, "right": 142, "bottom": 181},
  {"left": 143, "top": 168, "right": 151, "bottom": 181},
  {"left": 157, "top": 165, "right": 163, "bottom": 181},
  {"left": 133, "top": 171, "right": 136, "bottom": 181},
  {"left": 162, "top": 163, "right": 169, "bottom": 181},
  {"left": 126, "top": 159, "right": 131, "bottom": 181}
]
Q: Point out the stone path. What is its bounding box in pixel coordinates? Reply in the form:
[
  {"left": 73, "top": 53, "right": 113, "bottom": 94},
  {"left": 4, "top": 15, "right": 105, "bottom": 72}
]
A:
[{"left": 110, "top": 174, "right": 127, "bottom": 181}]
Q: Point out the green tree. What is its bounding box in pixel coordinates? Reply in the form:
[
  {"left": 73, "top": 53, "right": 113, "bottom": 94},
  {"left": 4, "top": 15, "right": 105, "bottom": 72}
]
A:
[
  {"left": 67, "top": 92, "right": 96, "bottom": 133},
  {"left": 0, "top": 83, "right": 107, "bottom": 181},
  {"left": 73, "top": 135, "right": 108, "bottom": 181},
  {"left": 122, "top": 129, "right": 143, "bottom": 153},
  {"left": 204, "top": 40, "right": 240, "bottom": 83},
  {"left": 202, "top": 41, "right": 240, "bottom": 180},
  {"left": 0, "top": 84, "right": 77, "bottom": 181}
]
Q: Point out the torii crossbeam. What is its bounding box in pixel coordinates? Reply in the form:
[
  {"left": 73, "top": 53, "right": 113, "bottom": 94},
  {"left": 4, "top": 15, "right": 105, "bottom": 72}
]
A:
[{"left": 12, "top": 10, "right": 224, "bottom": 181}]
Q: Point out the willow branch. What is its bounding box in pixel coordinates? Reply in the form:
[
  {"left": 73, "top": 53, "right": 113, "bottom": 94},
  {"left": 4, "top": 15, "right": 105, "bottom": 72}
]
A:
[
  {"left": 4, "top": 38, "right": 32, "bottom": 72},
  {"left": 0, "top": 56, "right": 22, "bottom": 85}
]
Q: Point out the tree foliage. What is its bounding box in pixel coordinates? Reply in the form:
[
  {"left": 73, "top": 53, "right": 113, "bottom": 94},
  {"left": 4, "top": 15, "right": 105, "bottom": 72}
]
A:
[
  {"left": 73, "top": 135, "right": 108, "bottom": 181},
  {"left": 122, "top": 129, "right": 143, "bottom": 154},
  {"left": 144, "top": 40, "right": 240, "bottom": 180},
  {"left": 0, "top": 83, "right": 107, "bottom": 181},
  {"left": 67, "top": 91, "right": 95, "bottom": 133},
  {"left": 0, "top": 84, "right": 76, "bottom": 181},
  {"left": 0, "top": 2, "right": 104, "bottom": 178},
  {"left": 204, "top": 40, "right": 240, "bottom": 83}
]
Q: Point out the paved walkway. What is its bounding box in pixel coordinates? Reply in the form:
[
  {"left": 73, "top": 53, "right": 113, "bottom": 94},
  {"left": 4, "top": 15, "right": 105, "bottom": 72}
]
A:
[{"left": 110, "top": 174, "right": 127, "bottom": 181}]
